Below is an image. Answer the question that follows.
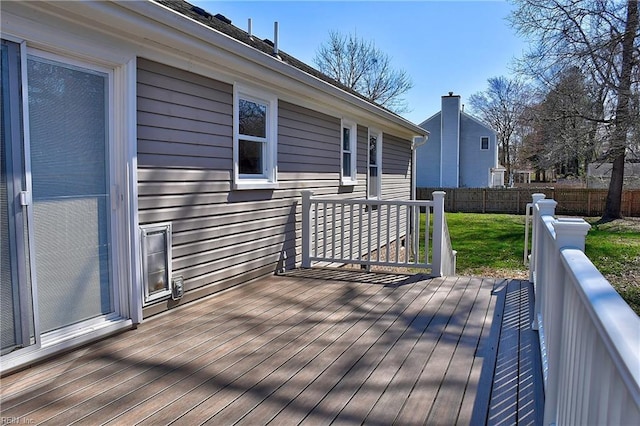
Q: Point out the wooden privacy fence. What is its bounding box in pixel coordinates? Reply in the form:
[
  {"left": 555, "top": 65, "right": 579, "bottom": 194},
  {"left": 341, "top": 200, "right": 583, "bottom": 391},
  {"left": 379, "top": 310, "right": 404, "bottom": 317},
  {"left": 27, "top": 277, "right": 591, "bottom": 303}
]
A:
[{"left": 417, "top": 187, "right": 640, "bottom": 217}]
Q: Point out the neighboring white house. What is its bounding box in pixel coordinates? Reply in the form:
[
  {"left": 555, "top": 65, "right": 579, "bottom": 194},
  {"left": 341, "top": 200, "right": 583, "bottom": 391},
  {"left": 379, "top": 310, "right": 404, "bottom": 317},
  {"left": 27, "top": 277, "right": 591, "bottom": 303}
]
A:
[{"left": 416, "top": 93, "right": 505, "bottom": 188}]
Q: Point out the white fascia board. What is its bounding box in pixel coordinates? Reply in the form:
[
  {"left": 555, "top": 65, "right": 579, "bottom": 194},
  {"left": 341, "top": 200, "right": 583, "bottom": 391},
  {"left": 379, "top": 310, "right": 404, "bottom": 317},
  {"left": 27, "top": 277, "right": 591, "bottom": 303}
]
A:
[{"left": 61, "top": 0, "right": 428, "bottom": 140}]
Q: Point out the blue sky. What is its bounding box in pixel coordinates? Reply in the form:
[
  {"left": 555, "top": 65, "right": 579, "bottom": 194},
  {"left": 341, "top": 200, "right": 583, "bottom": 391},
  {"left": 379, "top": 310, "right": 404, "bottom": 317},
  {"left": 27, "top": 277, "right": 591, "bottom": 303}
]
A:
[{"left": 190, "top": 1, "right": 528, "bottom": 124}]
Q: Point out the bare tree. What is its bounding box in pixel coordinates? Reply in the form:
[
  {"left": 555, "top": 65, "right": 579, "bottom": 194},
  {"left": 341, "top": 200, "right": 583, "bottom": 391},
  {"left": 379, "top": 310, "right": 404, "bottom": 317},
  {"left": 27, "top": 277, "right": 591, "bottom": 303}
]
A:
[
  {"left": 313, "top": 31, "right": 413, "bottom": 114},
  {"left": 468, "top": 76, "right": 532, "bottom": 178},
  {"left": 524, "top": 67, "right": 602, "bottom": 179},
  {"left": 510, "top": 0, "right": 639, "bottom": 220}
]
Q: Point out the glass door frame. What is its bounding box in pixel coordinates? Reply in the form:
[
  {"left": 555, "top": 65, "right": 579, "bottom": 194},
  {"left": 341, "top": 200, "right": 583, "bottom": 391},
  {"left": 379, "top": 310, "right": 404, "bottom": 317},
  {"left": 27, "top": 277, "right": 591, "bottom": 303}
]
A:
[
  {"left": 1, "top": 39, "right": 36, "bottom": 355},
  {"left": 1, "top": 37, "right": 137, "bottom": 374},
  {"left": 26, "top": 48, "right": 124, "bottom": 345}
]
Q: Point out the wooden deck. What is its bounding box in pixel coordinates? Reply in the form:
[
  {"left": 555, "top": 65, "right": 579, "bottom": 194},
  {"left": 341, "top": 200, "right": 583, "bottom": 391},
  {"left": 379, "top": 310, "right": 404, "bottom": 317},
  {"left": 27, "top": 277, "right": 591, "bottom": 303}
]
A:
[{"left": 0, "top": 270, "right": 543, "bottom": 425}]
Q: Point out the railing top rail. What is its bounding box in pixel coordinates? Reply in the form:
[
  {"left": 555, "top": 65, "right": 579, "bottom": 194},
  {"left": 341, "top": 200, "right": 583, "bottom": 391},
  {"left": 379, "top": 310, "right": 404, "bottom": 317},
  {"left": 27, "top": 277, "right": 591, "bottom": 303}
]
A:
[
  {"left": 560, "top": 248, "right": 640, "bottom": 402},
  {"left": 307, "top": 196, "right": 435, "bottom": 208}
]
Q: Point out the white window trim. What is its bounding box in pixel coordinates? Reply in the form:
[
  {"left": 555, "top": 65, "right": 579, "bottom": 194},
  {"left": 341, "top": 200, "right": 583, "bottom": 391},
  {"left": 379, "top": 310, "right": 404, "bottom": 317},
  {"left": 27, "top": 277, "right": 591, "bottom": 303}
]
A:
[
  {"left": 367, "top": 128, "right": 383, "bottom": 199},
  {"left": 233, "top": 83, "right": 278, "bottom": 190},
  {"left": 481, "top": 136, "right": 490, "bottom": 150},
  {"left": 340, "top": 119, "right": 358, "bottom": 186}
]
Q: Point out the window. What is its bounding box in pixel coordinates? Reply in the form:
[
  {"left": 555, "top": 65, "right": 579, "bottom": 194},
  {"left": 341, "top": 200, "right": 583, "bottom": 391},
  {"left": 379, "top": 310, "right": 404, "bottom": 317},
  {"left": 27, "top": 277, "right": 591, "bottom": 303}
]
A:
[
  {"left": 481, "top": 136, "right": 489, "bottom": 150},
  {"left": 341, "top": 119, "right": 357, "bottom": 185},
  {"left": 368, "top": 129, "right": 382, "bottom": 199},
  {"left": 233, "top": 84, "right": 278, "bottom": 189}
]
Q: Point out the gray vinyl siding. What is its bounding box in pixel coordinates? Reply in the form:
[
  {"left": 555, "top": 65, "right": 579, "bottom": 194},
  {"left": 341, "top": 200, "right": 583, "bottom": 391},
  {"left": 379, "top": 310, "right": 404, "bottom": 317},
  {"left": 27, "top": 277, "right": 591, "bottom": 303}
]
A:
[
  {"left": 381, "top": 133, "right": 412, "bottom": 201},
  {"left": 137, "top": 58, "right": 413, "bottom": 317}
]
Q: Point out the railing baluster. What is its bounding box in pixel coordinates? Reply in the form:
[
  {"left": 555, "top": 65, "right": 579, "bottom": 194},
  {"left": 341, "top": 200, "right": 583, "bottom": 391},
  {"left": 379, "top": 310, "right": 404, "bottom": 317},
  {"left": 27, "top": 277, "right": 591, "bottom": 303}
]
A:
[
  {"left": 414, "top": 205, "right": 419, "bottom": 265},
  {"left": 385, "top": 204, "right": 391, "bottom": 263},
  {"left": 359, "top": 203, "right": 363, "bottom": 262},
  {"left": 312, "top": 201, "right": 317, "bottom": 260},
  {"left": 339, "top": 204, "right": 343, "bottom": 259},
  {"left": 425, "top": 207, "right": 430, "bottom": 264},
  {"left": 377, "top": 203, "right": 382, "bottom": 262},
  {"left": 368, "top": 204, "right": 372, "bottom": 267},
  {"left": 300, "top": 194, "right": 454, "bottom": 273},
  {"left": 404, "top": 206, "right": 415, "bottom": 265},
  {"left": 395, "top": 204, "right": 401, "bottom": 263},
  {"left": 322, "top": 202, "right": 327, "bottom": 259},
  {"left": 331, "top": 202, "right": 336, "bottom": 260},
  {"left": 349, "top": 203, "right": 354, "bottom": 261}
]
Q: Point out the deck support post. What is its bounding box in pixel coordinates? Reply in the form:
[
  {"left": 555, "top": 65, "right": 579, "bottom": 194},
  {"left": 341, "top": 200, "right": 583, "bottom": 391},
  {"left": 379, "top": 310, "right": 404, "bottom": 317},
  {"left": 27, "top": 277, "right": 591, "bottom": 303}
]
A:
[
  {"left": 301, "top": 190, "right": 312, "bottom": 268},
  {"left": 431, "top": 191, "right": 446, "bottom": 277}
]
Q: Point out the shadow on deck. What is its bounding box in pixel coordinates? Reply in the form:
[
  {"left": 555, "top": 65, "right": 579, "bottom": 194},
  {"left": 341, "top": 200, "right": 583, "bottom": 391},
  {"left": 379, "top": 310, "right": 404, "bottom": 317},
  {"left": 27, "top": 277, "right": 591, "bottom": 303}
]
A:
[{"left": 0, "top": 269, "right": 543, "bottom": 425}]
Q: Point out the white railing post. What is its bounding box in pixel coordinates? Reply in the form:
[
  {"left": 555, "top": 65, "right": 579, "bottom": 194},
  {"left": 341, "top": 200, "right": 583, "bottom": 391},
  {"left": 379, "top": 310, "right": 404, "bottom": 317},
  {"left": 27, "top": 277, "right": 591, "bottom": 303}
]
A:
[
  {"left": 532, "top": 198, "right": 557, "bottom": 333},
  {"left": 553, "top": 218, "right": 591, "bottom": 252},
  {"left": 532, "top": 198, "right": 557, "bottom": 279},
  {"left": 301, "top": 190, "right": 312, "bottom": 268},
  {"left": 526, "top": 193, "right": 546, "bottom": 272},
  {"left": 543, "top": 218, "right": 591, "bottom": 426},
  {"left": 431, "top": 191, "right": 446, "bottom": 277}
]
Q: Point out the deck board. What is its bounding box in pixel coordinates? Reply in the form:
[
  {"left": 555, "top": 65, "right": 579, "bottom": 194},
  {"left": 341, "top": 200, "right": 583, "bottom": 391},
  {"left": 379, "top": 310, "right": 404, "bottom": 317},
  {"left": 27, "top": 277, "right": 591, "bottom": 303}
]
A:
[{"left": 1, "top": 270, "right": 543, "bottom": 425}]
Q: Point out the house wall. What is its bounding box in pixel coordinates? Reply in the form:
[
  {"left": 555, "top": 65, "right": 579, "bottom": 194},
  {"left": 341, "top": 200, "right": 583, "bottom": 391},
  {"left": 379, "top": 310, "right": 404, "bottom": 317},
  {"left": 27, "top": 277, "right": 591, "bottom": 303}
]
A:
[
  {"left": 459, "top": 114, "right": 497, "bottom": 188},
  {"left": 416, "top": 113, "right": 442, "bottom": 187},
  {"left": 137, "top": 58, "right": 412, "bottom": 317},
  {"left": 382, "top": 133, "right": 412, "bottom": 200},
  {"left": 417, "top": 99, "right": 499, "bottom": 189}
]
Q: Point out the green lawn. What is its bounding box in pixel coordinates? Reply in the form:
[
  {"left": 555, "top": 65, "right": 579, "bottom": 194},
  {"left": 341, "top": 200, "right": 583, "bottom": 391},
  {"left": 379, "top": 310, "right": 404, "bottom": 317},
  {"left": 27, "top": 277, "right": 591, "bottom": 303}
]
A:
[
  {"left": 583, "top": 218, "right": 640, "bottom": 316},
  {"left": 422, "top": 212, "right": 640, "bottom": 315}
]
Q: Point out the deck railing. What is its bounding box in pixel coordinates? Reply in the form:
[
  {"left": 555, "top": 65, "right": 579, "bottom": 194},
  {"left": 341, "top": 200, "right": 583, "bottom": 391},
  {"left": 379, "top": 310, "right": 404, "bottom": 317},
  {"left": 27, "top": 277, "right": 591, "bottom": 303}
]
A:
[
  {"left": 528, "top": 194, "right": 640, "bottom": 425},
  {"left": 301, "top": 191, "right": 455, "bottom": 276}
]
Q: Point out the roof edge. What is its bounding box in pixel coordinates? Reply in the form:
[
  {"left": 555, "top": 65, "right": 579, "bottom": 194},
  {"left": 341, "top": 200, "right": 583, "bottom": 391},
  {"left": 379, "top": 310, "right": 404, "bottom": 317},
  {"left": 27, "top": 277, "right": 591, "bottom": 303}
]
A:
[{"left": 143, "top": 0, "right": 427, "bottom": 137}]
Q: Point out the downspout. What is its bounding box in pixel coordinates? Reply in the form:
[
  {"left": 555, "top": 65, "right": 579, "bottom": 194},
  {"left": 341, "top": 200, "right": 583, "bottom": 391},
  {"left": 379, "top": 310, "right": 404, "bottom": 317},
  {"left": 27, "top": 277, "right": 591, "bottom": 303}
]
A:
[{"left": 412, "top": 135, "right": 429, "bottom": 200}]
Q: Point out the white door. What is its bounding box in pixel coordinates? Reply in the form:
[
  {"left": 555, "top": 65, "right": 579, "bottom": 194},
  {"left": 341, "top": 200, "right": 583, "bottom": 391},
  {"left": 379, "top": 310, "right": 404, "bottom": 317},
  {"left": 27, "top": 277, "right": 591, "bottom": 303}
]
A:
[{"left": 1, "top": 40, "right": 123, "bottom": 360}]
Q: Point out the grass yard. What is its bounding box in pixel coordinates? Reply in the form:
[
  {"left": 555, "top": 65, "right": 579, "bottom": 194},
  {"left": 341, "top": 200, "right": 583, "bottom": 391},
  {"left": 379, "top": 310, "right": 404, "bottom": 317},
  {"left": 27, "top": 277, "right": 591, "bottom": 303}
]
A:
[
  {"left": 425, "top": 212, "right": 640, "bottom": 315},
  {"left": 583, "top": 218, "right": 640, "bottom": 316}
]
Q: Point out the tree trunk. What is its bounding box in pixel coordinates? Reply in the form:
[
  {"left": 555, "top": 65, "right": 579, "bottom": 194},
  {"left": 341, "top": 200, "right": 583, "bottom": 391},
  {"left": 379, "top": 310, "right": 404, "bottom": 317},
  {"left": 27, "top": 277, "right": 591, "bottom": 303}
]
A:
[
  {"left": 603, "top": 0, "right": 638, "bottom": 220},
  {"left": 604, "top": 152, "right": 625, "bottom": 219}
]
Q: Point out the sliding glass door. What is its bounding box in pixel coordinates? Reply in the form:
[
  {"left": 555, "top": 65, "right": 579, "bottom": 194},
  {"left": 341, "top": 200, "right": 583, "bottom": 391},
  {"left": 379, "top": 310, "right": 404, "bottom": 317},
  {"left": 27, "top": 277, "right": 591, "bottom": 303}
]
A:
[
  {"left": 1, "top": 39, "right": 118, "bottom": 356},
  {"left": 27, "top": 55, "right": 114, "bottom": 334}
]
